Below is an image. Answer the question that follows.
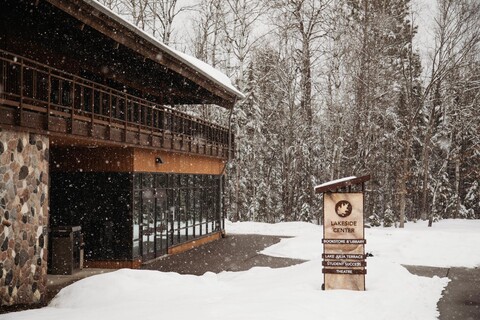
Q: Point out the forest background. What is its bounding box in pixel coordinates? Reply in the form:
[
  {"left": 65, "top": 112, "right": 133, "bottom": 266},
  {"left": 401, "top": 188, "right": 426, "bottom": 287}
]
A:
[{"left": 97, "top": 0, "right": 479, "bottom": 226}]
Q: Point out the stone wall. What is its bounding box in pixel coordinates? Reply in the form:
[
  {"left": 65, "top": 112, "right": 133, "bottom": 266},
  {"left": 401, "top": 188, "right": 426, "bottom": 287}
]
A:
[{"left": 0, "top": 129, "right": 49, "bottom": 306}]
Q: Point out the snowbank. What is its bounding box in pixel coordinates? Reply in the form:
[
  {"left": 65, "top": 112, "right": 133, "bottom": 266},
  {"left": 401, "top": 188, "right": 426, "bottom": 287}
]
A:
[
  {"left": 7, "top": 219, "right": 478, "bottom": 320},
  {"left": 4, "top": 259, "right": 448, "bottom": 320},
  {"left": 225, "top": 220, "right": 319, "bottom": 237}
]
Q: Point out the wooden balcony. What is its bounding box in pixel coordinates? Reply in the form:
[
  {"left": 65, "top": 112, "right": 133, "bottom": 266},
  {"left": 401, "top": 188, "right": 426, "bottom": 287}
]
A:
[{"left": 0, "top": 50, "right": 233, "bottom": 158}]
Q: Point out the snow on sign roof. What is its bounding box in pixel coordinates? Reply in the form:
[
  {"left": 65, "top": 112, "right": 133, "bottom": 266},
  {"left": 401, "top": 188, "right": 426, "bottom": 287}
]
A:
[
  {"left": 314, "top": 175, "right": 370, "bottom": 193},
  {"left": 86, "top": 0, "right": 244, "bottom": 100},
  {"left": 316, "top": 176, "right": 357, "bottom": 188}
]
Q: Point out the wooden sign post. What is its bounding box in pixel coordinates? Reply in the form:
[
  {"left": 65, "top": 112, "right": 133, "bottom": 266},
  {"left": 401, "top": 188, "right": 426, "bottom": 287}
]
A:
[{"left": 315, "top": 175, "right": 370, "bottom": 291}]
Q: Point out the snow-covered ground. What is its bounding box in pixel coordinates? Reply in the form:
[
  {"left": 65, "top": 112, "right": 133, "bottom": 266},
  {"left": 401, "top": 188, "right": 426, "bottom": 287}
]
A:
[
  {"left": 229, "top": 219, "right": 480, "bottom": 268},
  {"left": 4, "top": 219, "right": 480, "bottom": 320}
]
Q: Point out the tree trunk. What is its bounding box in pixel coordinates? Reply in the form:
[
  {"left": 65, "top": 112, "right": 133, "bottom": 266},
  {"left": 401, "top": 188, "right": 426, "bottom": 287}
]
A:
[
  {"left": 428, "top": 182, "right": 439, "bottom": 227},
  {"left": 398, "top": 132, "right": 412, "bottom": 228},
  {"left": 420, "top": 82, "right": 441, "bottom": 220},
  {"left": 454, "top": 157, "right": 460, "bottom": 218}
]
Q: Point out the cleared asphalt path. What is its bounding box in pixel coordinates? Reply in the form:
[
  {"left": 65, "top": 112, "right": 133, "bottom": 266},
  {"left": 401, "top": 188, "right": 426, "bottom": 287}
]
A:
[
  {"left": 143, "top": 234, "right": 306, "bottom": 274},
  {"left": 404, "top": 265, "right": 480, "bottom": 320}
]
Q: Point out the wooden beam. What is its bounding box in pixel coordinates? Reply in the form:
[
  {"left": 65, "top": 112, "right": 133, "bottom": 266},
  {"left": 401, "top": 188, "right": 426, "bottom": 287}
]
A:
[
  {"left": 167, "top": 232, "right": 222, "bottom": 255},
  {"left": 84, "top": 259, "right": 142, "bottom": 269}
]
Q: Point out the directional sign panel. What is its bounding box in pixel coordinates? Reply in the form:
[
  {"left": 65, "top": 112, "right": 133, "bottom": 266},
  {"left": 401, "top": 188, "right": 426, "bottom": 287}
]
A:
[{"left": 323, "top": 193, "right": 366, "bottom": 290}]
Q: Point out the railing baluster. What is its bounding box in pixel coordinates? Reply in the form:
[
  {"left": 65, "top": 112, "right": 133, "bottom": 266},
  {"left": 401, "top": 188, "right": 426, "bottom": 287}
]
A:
[
  {"left": 138, "top": 101, "right": 142, "bottom": 143},
  {"left": 90, "top": 84, "right": 94, "bottom": 136},
  {"left": 32, "top": 69, "right": 37, "bottom": 100},
  {"left": 160, "top": 107, "right": 165, "bottom": 148},
  {"left": 58, "top": 79, "right": 63, "bottom": 107},
  {"left": 70, "top": 79, "right": 75, "bottom": 134},
  {"left": 80, "top": 85, "right": 84, "bottom": 112},
  {"left": 124, "top": 93, "right": 128, "bottom": 143},
  {"left": 19, "top": 58, "right": 24, "bottom": 125},
  {"left": 109, "top": 89, "right": 112, "bottom": 124},
  {"left": 46, "top": 69, "right": 51, "bottom": 130},
  {"left": 150, "top": 105, "right": 154, "bottom": 146},
  {"left": 195, "top": 121, "right": 199, "bottom": 153},
  {"left": 1, "top": 58, "right": 5, "bottom": 100},
  {"left": 99, "top": 90, "right": 103, "bottom": 116},
  {"left": 108, "top": 89, "right": 112, "bottom": 140}
]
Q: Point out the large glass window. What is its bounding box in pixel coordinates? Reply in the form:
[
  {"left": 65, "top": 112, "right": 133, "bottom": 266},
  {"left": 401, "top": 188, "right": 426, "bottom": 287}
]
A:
[{"left": 133, "top": 173, "right": 223, "bottom": 260}]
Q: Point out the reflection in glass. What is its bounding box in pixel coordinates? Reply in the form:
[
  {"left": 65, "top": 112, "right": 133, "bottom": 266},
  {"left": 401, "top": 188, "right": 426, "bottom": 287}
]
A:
[{"left": 133, "top": 189, "right": 141, "bottom": 258}]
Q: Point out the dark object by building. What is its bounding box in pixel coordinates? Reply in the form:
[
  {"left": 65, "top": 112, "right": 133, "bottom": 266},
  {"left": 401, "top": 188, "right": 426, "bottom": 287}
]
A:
[{"left": 48, "top": 226, "right": 83, "bottom": 275}]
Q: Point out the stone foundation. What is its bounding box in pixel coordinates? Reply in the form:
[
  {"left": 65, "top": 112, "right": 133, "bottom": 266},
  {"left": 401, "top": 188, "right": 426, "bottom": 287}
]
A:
[{"left": 0, "top": 129, "right": 49, "bottom": 306}]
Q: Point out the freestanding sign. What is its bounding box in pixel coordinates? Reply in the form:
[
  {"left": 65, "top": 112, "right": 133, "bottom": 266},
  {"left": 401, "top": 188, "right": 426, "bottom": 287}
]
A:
[
  {"left": 315, "top": 176, "right": 370, "bottom": 291},
  {"left": 323, "top": 193, "right": 365, "bottom": 290}
]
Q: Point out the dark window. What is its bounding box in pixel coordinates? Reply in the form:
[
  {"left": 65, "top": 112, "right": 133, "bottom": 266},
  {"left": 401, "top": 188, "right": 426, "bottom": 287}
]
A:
[{"left": 132, "top": 172, "right": 223, "bottom": 260}]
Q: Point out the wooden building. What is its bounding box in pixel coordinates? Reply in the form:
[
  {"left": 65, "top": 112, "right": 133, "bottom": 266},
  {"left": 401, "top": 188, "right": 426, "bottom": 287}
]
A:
[{"left": 0, "top": 0, "right": 243, "bottom": 306}]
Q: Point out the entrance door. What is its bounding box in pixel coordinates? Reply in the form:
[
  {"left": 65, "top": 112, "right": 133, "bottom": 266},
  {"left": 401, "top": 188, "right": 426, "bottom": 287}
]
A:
[{"left": 141, "top": 188, "right": 168, "bottom": 261}]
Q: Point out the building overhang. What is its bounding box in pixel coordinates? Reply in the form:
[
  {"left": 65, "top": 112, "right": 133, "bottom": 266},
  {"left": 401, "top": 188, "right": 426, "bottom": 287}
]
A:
[
  {"left": 45, "top": 0, "right": 243, "bottom": 109},
  {"left": 3, "top": 0, "right": 242, "bottom": 109}
]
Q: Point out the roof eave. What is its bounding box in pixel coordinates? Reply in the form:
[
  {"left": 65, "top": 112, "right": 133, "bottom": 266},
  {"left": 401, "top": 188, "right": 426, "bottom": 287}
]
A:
[{"left": 83, "top": 0, "right": 244, "bottom": 103}]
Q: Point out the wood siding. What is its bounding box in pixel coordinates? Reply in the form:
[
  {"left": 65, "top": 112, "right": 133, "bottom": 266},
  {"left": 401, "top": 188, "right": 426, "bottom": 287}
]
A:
[
  {"left": 84, "top": 260, "right": 142, "bottom": 269},
  {"left": 51, "top": 146, "right": 225, "bottom": 175},
  {"left": 133, "top": 149, "right": 226, "bottom": 175},
  {"left": 51, "top": 147, "right": 134, "bottom": 172}
]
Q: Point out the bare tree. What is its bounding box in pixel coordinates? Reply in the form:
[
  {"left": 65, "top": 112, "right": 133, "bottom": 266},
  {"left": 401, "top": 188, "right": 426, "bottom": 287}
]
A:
[
  {"left": 148, "top": 0, "right": 196, "bottom": 45},
  {"left": 416, "top": 0, "right": 480, "bottom": 225}
]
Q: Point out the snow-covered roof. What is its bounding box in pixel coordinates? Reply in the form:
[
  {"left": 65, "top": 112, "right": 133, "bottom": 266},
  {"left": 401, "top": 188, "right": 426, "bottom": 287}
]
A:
[
  {"left": 315, "top": 176, "right": 357, "bottom": 189},
  {"left": 315, "top": 175, "right": 370, "bottom": 193},
  {"left": 84, "top": 0, "right": 244, "bottom": 101}
]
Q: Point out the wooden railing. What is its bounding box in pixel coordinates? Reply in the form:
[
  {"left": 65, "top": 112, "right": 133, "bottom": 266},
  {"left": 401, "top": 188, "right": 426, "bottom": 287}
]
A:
[{"left": 0, "top": 49, "right": 233, "bottom": 158}]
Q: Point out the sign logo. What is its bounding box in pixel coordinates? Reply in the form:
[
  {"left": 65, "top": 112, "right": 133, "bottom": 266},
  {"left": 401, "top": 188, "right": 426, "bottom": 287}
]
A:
[{"left": 335, "top": 200, "right": 352, "bottom": 218}]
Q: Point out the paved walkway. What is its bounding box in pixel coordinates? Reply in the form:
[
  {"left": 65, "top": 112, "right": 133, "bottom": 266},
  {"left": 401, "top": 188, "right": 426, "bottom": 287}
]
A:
[
  {"left": 142, "top": 234, "right": 305, "bottom": 274},
  {"left": 404, "top": 265, "right": 480, "bottom": 320}
]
